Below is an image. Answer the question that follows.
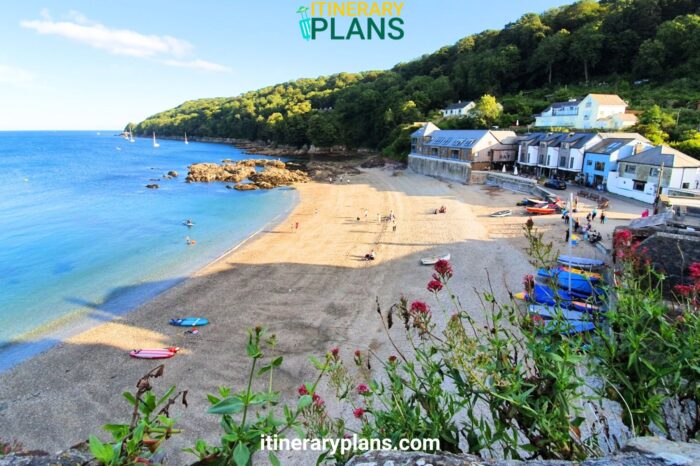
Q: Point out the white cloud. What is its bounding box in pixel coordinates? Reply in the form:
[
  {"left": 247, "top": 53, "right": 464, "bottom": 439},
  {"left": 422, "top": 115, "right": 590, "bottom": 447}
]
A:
[
  {"left": 20, "top": 11, "right": 228, "bottom": 72},
  {"left": 160, "top": 59, "right": 231, "bottom": 73},
  {"left": 0, "top": 65, "right": 36, "bottom": 86}
]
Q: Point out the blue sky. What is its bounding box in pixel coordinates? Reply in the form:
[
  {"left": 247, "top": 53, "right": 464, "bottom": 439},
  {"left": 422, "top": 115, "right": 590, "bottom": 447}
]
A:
[{"left": 0, "top": 0, "right": 572, "bottom": 130}]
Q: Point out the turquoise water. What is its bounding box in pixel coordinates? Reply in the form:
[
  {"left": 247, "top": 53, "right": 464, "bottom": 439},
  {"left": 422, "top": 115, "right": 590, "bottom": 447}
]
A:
[{"left": 0, "top": 131, "right": 296, "bottom": 350}]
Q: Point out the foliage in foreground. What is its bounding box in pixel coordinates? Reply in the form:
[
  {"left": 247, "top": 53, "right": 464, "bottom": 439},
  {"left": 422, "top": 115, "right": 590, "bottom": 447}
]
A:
[
  {"left": 89, "top": 365, "right": 187, "bottom": 466},
  {"left": 88, "top": 223, "right": 700, "bottom": 465}
]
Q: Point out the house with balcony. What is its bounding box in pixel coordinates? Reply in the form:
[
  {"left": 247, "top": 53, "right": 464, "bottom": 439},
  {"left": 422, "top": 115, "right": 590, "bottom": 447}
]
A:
[
  {"left": 440, "top": 101, "right": 475, "bottom": 118},
  {"left": 607, "top": 145, "right": 700, "bottom": 203},
  {"left": 408, "top": 124, "right": 517, "bottom": 182},
  {"left": 581, "top": 135, "right": 651, "bottom": 188},
  {"left": 534, "top": 94, "right": 637, "bottom": 130}
]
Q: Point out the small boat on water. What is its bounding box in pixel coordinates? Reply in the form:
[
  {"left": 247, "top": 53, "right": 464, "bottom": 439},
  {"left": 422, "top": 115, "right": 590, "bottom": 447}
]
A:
[
  {"left": 558, "top": 255, "right": 605, "bottom": 270},
  {"left": 490, "top": 209, "right": 512, "bottom": 218},
  {"left": 421, "top": 253, "right": 451, "bottom": 265},
  {"left": 152, "top": 132, "right": 160, "bottom": 148},
  {"left": 184, "top": 132, "right": 189, "bottom": 145}
]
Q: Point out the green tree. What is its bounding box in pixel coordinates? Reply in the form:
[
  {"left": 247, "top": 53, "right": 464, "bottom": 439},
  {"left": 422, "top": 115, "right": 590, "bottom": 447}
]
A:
[
  {"left": 473, "top": 94, "right": 502, "bottom": 127},
  {"left": 531, "top": 29, "right": 570, "bottom": 83},
  {"left": 306, "top": 113, "right": 340, "bottom": 148},
  {"left": 569, "top": 22, "right": 604, "bottom": 83}
]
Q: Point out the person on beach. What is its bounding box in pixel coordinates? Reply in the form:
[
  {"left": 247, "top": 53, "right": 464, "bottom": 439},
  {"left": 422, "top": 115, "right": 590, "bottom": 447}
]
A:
[
  {"left": 641, "top": 208, "right": 650, "bottom": 218},
  {"left": 392, "top": 221, "right": 397, "bottom": 232},
  {"left": 600, "top": 211, "right": 606, "bottom": 224},
  {"left": 565, "top": 229, "right": 570, "bottom": 243},
  {"left": 574, "top": 196, "right": 579, "bottom": 212},
  {"left": 586, "top": 213, "right": 591, "bottom": 222},
  {"left": 592, "top": 208, "right": 598, "bottom": 220},
  {"left": 574, "top": 218, "right": 580, "bottom": 232},
  {"left": 364, "top": 209, "right": 368, "bottom": 220},
  {"left": 295, "top": 222, "right": 299, "bottom": 232}
]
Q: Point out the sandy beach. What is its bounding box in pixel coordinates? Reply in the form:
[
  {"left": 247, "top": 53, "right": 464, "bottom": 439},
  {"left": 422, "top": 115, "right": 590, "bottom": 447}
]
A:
[{"left": 0, "top": 167, "right": 642, "bottom": 464}]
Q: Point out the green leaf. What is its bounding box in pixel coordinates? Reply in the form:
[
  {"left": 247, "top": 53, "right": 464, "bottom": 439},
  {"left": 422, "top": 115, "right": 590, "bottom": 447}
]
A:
[
  {"left": 88, "top": 435, "right": 114, "bottom": 464},
  {"left": 271, "top": 356, "right": 283, "bottom": 367},
  {"left": 157, "top": 385, "right": 177, "bottom": 407},
  {"left": 297, "top": 394, "right": 312, "bottom": 410},
  {"left": 233, "top": 442, "right": 251, "bottom": 466},
  {"left": 122, "top": 391, "right": 137, "bottom": 406},
  {"left": 209, "top": 396, "right": 244, "bottom": 415},
  {"left": 269, "top": 451, "right": 281, "bottom": 466}
]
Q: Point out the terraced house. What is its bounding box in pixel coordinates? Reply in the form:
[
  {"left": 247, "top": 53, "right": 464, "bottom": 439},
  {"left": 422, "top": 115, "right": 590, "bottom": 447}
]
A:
[
  {"left": 408, "top": 123, "right": 517, "bottom": 182},
  {"left": 581, "top": 135, "right": 651, "bottom": 188},
  {"left": 516, "top": 132, "right": 600, "bottom": 179}
]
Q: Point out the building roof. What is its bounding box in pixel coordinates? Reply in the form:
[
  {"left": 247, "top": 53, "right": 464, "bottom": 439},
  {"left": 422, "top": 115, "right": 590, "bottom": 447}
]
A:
[
  {"left": 615, "top": 113, "right": 638, "bottom": 121},
  {"left": 490, "top": 130, "right": 518, "bottom": 143},
  {"left": 598, "top": 132, "right": 649, "bottom": 142},
  {"left": 550, "top": 99, "right": 581, "bottom": 109},
  {"left": 587, "top": 138, "right": 640, "bottom": 155},
  {"left": 588, "top": 94, "right": 627, "bottom": 106},
  {"left": 418, "top": 129, "right": 491, "bottom": 148},
  {"left": 410, "top": 122, "right": 440, "bottom": 138},
  {"left": 552, "top": 132, "right": 598, "bottom": 149},
  {"left": 443, "top": 101, "right": 474, "bottom": 111},
  {"left": 622, "top": 145, "right": 700, "bottom": 168}
]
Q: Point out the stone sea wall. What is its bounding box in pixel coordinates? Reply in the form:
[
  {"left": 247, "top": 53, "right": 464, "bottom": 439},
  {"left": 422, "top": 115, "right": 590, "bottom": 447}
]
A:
[{"left": 407, "top": 154, "right": 471, "bottom": 183}]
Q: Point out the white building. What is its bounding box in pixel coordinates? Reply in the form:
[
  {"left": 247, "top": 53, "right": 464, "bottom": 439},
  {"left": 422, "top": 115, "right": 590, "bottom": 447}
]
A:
[
  {"left": 534, "top": 94, "right": 637, "bottom": 130},
  {"left": 607, "top": 145, "right": 700, "bottom": 203},
  {"left": 440, "top": 101, "right": 475, "bottom": 118}
]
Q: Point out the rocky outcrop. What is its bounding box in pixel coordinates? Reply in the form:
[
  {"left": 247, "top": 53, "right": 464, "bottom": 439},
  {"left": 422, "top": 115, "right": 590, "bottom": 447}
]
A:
[
  {"left": 167, "top": 171, "right": 178, "bottom": 178},
  {"left": 185, "top": 159, "right": 309, "bottom": 189},
  {"left": 145, "top": 184, "right": 159, "bottom": 189}
]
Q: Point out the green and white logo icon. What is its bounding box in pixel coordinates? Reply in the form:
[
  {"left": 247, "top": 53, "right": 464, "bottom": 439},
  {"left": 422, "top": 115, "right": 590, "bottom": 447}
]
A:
[{"left": 297, "top": 6, "right": 311, "bottom": 40}]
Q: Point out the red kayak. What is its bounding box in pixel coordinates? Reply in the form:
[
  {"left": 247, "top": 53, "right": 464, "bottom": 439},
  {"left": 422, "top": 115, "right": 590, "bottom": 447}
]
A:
[
  {"left": 130, "top": 347, "right": 179, "bottom": 359},
  {"left": 526, "top": 206, "right": 556, "bottom": 215}
]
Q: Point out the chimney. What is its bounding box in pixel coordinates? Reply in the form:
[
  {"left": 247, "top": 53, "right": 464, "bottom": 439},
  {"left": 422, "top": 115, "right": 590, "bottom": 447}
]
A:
[{"left": 633, "top": 142, "right": 643, "bottom": 154}]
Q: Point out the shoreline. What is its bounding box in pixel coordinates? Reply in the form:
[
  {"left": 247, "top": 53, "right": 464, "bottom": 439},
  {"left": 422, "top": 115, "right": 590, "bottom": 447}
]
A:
[
  {"left": 0, "top": 187, "right": 301, "bottom": 373},
  {"left": 0, "top": 167, "right": 627, "bottom": 464}
]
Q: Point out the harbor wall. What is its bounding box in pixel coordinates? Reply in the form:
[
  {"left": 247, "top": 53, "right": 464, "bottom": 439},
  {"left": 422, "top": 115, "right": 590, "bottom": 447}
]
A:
[{"left": 407, "top": 154, "right": 471, "bottom": 183}]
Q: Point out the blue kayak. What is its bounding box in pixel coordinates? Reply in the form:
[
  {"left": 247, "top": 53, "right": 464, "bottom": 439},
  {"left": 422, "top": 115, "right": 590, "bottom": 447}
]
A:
[
  {"left": 536, "top": 268, "right": 605, "bottom": 297},
  {"left": 516, "top": 284, "right": 601, "bottom": 313},
  {"left": 528, "top": 304, "right": 591, "bottom": 321},
  {"left": 170, "top": 317, "right": 209, "bottom": 327},
  {"left": 558, "top": 255, "right": 605, "bottom": 269}
]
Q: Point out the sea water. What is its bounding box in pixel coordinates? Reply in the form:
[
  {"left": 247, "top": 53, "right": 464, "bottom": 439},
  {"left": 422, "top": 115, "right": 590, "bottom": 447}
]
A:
[{"left": 0, "top": 131, "right": 296, "bottom": 360}]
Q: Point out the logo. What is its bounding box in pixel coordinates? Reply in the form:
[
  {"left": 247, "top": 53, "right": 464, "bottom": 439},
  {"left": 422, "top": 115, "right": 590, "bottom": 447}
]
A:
[{"left": 297, "top": 2, "right": 405, "bottom": 41}]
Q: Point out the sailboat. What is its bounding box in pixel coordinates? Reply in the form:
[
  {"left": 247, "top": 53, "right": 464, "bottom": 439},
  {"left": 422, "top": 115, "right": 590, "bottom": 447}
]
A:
[
  {"left": 184, "top": 133, "right": 189, "bottom": 145},
  {"left": 129, "top": 129, "right": 135, "bottom": 143},
  {"left": 152, "top": 132, "right": 160, "bottom": 148}
]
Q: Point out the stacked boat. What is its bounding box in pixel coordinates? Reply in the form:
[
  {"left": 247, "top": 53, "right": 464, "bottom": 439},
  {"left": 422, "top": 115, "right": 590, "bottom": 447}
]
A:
[{"left": 514, "top": 255, "right": 607, "bottom": 335}]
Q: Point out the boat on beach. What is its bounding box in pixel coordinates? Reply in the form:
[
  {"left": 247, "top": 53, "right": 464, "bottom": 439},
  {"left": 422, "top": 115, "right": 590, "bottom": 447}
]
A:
[
  {"left": 514, "top": 283, "right": 601, "bottom": 313},
  {"left": 528, "top": 304, "right": 591, "bottom": 321},
  {"left": 490, "top": 209, "right": 512, "bottom": 217},
  {"left": 526, "top": 205, "right": 557, "bottom": 215},
  {"left": 558, "top": 255, "right": 605, "bottom": 270},
  {"left": 421, "top": 253, "right": 451, "bottom": 265}
]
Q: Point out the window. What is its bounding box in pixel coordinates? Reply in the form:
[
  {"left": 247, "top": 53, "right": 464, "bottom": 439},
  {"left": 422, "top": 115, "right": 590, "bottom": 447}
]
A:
[
  {"left": 624, "top": 164, "right": 636, "bottom": 174},
  {"left": 587, "top": 160, "right": 593, "bottom": 166},
  {"left": 683, "top": 182, "right": 690, "bottom": 189},
  {"left": 560, "top": 156, "right": 567, "bottom": 167},
  {"left": 649, "top": 168, "right": 659, "bottom": 177},
  {"left": 633, "top": 180, "right": 645, "bottom": 191},
  {"left": 450, "top": 149, "right": 460, "bottom": 160},
  {"left": 584, "top": 115, "right": 589, "bottom": 120},
  {"left": 594, "top": 162, "right": 605, "bottom": 171},
  {"left": 547, "top": 155, "right": 551, "bottom": 165},
  {"left": 570, "top": 158, "right": 575, "bottom": 169}
]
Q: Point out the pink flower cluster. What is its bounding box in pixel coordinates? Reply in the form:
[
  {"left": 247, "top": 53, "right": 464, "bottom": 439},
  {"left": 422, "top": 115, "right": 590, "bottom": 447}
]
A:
[{"left": 674, "top": 262, "right": 700, "bottom": 307}]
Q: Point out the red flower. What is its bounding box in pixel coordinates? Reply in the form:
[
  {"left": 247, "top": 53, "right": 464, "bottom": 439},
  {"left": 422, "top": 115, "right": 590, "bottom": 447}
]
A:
[
  {"left": 434, "top": 259, "right": 453, "bottom": 278},
  {"left": 523, "top": 274, "right": 535, "bottom": 289},
  {"left": 312, "top": 393, "right": 324, "bottom": 407},
  {"left": 298, "top": 385, "right": 309, "bottom": 396},
  {"left": 427, "top": 280, "right": 443, "bottom": 292},
  {"left": 614, "top": 229, "right": 632, "bottom": 245},
  {"left": 675, "top": 284, "right": 694, "bottom": 297},
  {"left": 388, "top": 355, "right": 397, "bottom": 364},
  {"left": 330, "top": 347, "right": 339, "bottom": 358},
  {"left": 531, "top": 314, "right": 545, "bottom": 326},
  {"left": 353, "top": 408, "right": 365, "bottom": 419},
  {"left": 689, "top": 263, "right": 700, "bottom": 280},
  {"left": 354, "top": 349, "right": 361, "bottom": 358},
  {"left": 357, "top": 384, "right": 370, "bottom": 395},
  {"left": 410, "top": 301, "right": 430, "bottom": 314}
]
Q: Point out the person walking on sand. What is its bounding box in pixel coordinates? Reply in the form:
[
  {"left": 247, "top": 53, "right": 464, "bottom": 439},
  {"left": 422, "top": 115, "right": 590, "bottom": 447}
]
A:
[
  {"left": 591, "top": 208, "right": 598, "bottom": 221},
  {"left": 565, "top": 229, "right": 570, "bottom": 243},
  {"left": 295, "top": 222, "right": 299, "bottom": 232},
  {"left": 574, "top": 196, "right": 579, "bottom": 212},
  {"left": 600, "top": 211, "right": 606, "bottom": 224}
]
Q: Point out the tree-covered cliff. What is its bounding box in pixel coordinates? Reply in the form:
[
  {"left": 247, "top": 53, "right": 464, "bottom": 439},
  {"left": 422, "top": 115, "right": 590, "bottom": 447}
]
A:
[{"left": 132, "top": 0, "right": 700, "bottom": 158}]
